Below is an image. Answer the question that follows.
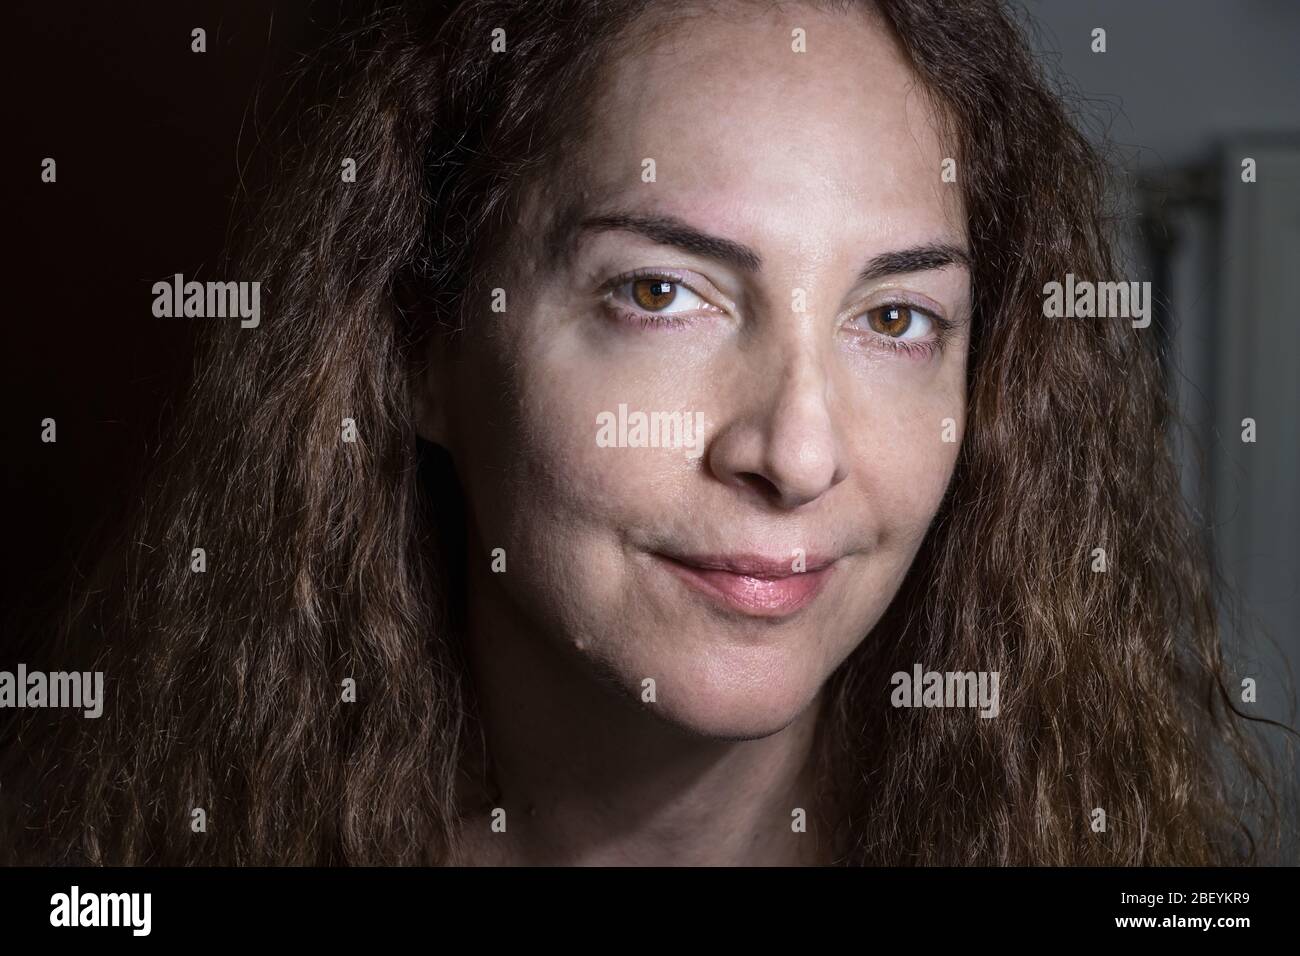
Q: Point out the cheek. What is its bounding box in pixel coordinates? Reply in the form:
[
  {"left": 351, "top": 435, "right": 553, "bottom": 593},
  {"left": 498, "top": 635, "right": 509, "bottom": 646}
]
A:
[
  {"left": 841, "top": 358, "right": 966, "bottom": 549},
  {"left": 451, "top": 329, "right": 691, "bottom": 616},
  {"left": 513, "top": 354, "right": 689, "bottom": 511}
]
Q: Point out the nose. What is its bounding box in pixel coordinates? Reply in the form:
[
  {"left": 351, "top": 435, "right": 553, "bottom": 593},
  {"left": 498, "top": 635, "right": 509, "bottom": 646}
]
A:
[{"left": 704, "top": 336, "right": 847, "bottom": 510}]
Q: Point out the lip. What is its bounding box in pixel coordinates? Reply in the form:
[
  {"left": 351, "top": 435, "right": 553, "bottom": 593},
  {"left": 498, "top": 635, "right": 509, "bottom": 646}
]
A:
[{"left": 653, "top": 552, "right": 837, "bottom": 618}]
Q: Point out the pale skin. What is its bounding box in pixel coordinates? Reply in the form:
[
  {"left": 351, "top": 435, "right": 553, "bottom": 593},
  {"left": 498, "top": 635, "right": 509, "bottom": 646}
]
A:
[{"left": 417, "top": 1, "right": 971, "bottom": 865}]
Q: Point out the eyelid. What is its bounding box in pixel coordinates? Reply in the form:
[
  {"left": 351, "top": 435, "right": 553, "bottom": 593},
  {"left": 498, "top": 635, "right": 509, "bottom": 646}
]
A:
[
  {"left": 842, "top": 296, "right": 955, "bottom": 359},
  {"left": 857, "top": 277, "right": 961, "bottom": 329},
  {"left": 857, "top": 287, "right": 952, "bottom": 330},
  {"left": 603, "top": 268, "right": 732, "bottom": 315}
]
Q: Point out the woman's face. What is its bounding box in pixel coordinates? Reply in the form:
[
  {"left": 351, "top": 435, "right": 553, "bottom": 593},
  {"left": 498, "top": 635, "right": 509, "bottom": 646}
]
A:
[{"left": 421, "top": 2, "right": 971, "bottom": 739}]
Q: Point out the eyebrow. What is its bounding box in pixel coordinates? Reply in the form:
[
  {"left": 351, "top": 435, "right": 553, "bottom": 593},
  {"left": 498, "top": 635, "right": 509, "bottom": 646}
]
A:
[
  {"left": 580, "top": 212, "right": 762, "bottom": 272},
  {"left": 857, "top": 243, "right": 971, "bottom": 282},
  {"left": 576, "top": 211, "right": 970, "bottom": 282}
]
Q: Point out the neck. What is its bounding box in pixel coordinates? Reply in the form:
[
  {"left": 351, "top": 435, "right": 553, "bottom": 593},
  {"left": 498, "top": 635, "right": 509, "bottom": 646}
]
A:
[{"left": 450, "top": 562, "right": 834, "bottom": 866}]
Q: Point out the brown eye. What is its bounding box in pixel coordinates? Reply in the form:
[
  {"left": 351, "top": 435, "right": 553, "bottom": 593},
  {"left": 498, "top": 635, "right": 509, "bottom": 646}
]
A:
[
  {"left": 631, "top": 278, "right": 678, "bottom": 311},
  {"left": 866, "top": 304, "right": 915, "bottom": 337}
]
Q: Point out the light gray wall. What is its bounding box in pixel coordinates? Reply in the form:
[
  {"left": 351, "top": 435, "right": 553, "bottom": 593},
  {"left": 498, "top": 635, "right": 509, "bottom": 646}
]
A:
[{"left": 1017, "top": 0, "right": 1300, "bottom": 170}]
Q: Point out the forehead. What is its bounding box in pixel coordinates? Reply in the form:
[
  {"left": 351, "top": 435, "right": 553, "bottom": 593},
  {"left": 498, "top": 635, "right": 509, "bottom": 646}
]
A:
[{"left": 552, "top": 1, "right": 964, "bottom": 253}]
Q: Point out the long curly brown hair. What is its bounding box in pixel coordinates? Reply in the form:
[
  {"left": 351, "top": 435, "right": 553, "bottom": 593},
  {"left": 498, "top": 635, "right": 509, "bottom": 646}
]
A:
[{"left": 2, "top": 0, "right": 1289, "bottom": 865}]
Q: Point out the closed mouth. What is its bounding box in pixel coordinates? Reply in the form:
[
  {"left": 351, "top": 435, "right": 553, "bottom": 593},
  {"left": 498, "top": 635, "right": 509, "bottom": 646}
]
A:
[{"left": 652, "top": 551, "right": 837, "bottom": 618}]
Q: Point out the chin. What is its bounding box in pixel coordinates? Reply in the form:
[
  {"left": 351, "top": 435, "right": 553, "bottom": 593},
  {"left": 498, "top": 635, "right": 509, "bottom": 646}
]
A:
[{"left": 632, "top": 647, "right": 824, "bottom": 741}]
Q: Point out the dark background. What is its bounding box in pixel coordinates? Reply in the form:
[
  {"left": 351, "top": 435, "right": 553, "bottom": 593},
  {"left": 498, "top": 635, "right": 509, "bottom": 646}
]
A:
[{"left": 4, "top": 1, "right": 361, "bottom": 639}]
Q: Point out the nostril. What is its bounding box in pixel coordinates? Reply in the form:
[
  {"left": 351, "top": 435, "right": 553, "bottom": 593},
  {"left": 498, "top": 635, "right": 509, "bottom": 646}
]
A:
[{"left": 736, "top": 471, "right": 782, "bottom": 501}]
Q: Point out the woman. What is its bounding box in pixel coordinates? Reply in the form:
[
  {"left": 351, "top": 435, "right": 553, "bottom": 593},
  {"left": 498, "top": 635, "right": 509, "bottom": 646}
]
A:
[{"left": 1, "top": 0, "right": 1284, "bottom": 865}]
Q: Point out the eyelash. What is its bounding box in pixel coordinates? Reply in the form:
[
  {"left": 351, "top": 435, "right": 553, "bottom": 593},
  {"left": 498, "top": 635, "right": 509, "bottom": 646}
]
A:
[
  {"left": 859, "top": 306, "right": 952, "bottom": 359},
  {"left": 601, "top": 269, "right": 951, "bottom": 356},
  {"left": 601, "top": 268, "right": 707, "bottom": 331}
]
